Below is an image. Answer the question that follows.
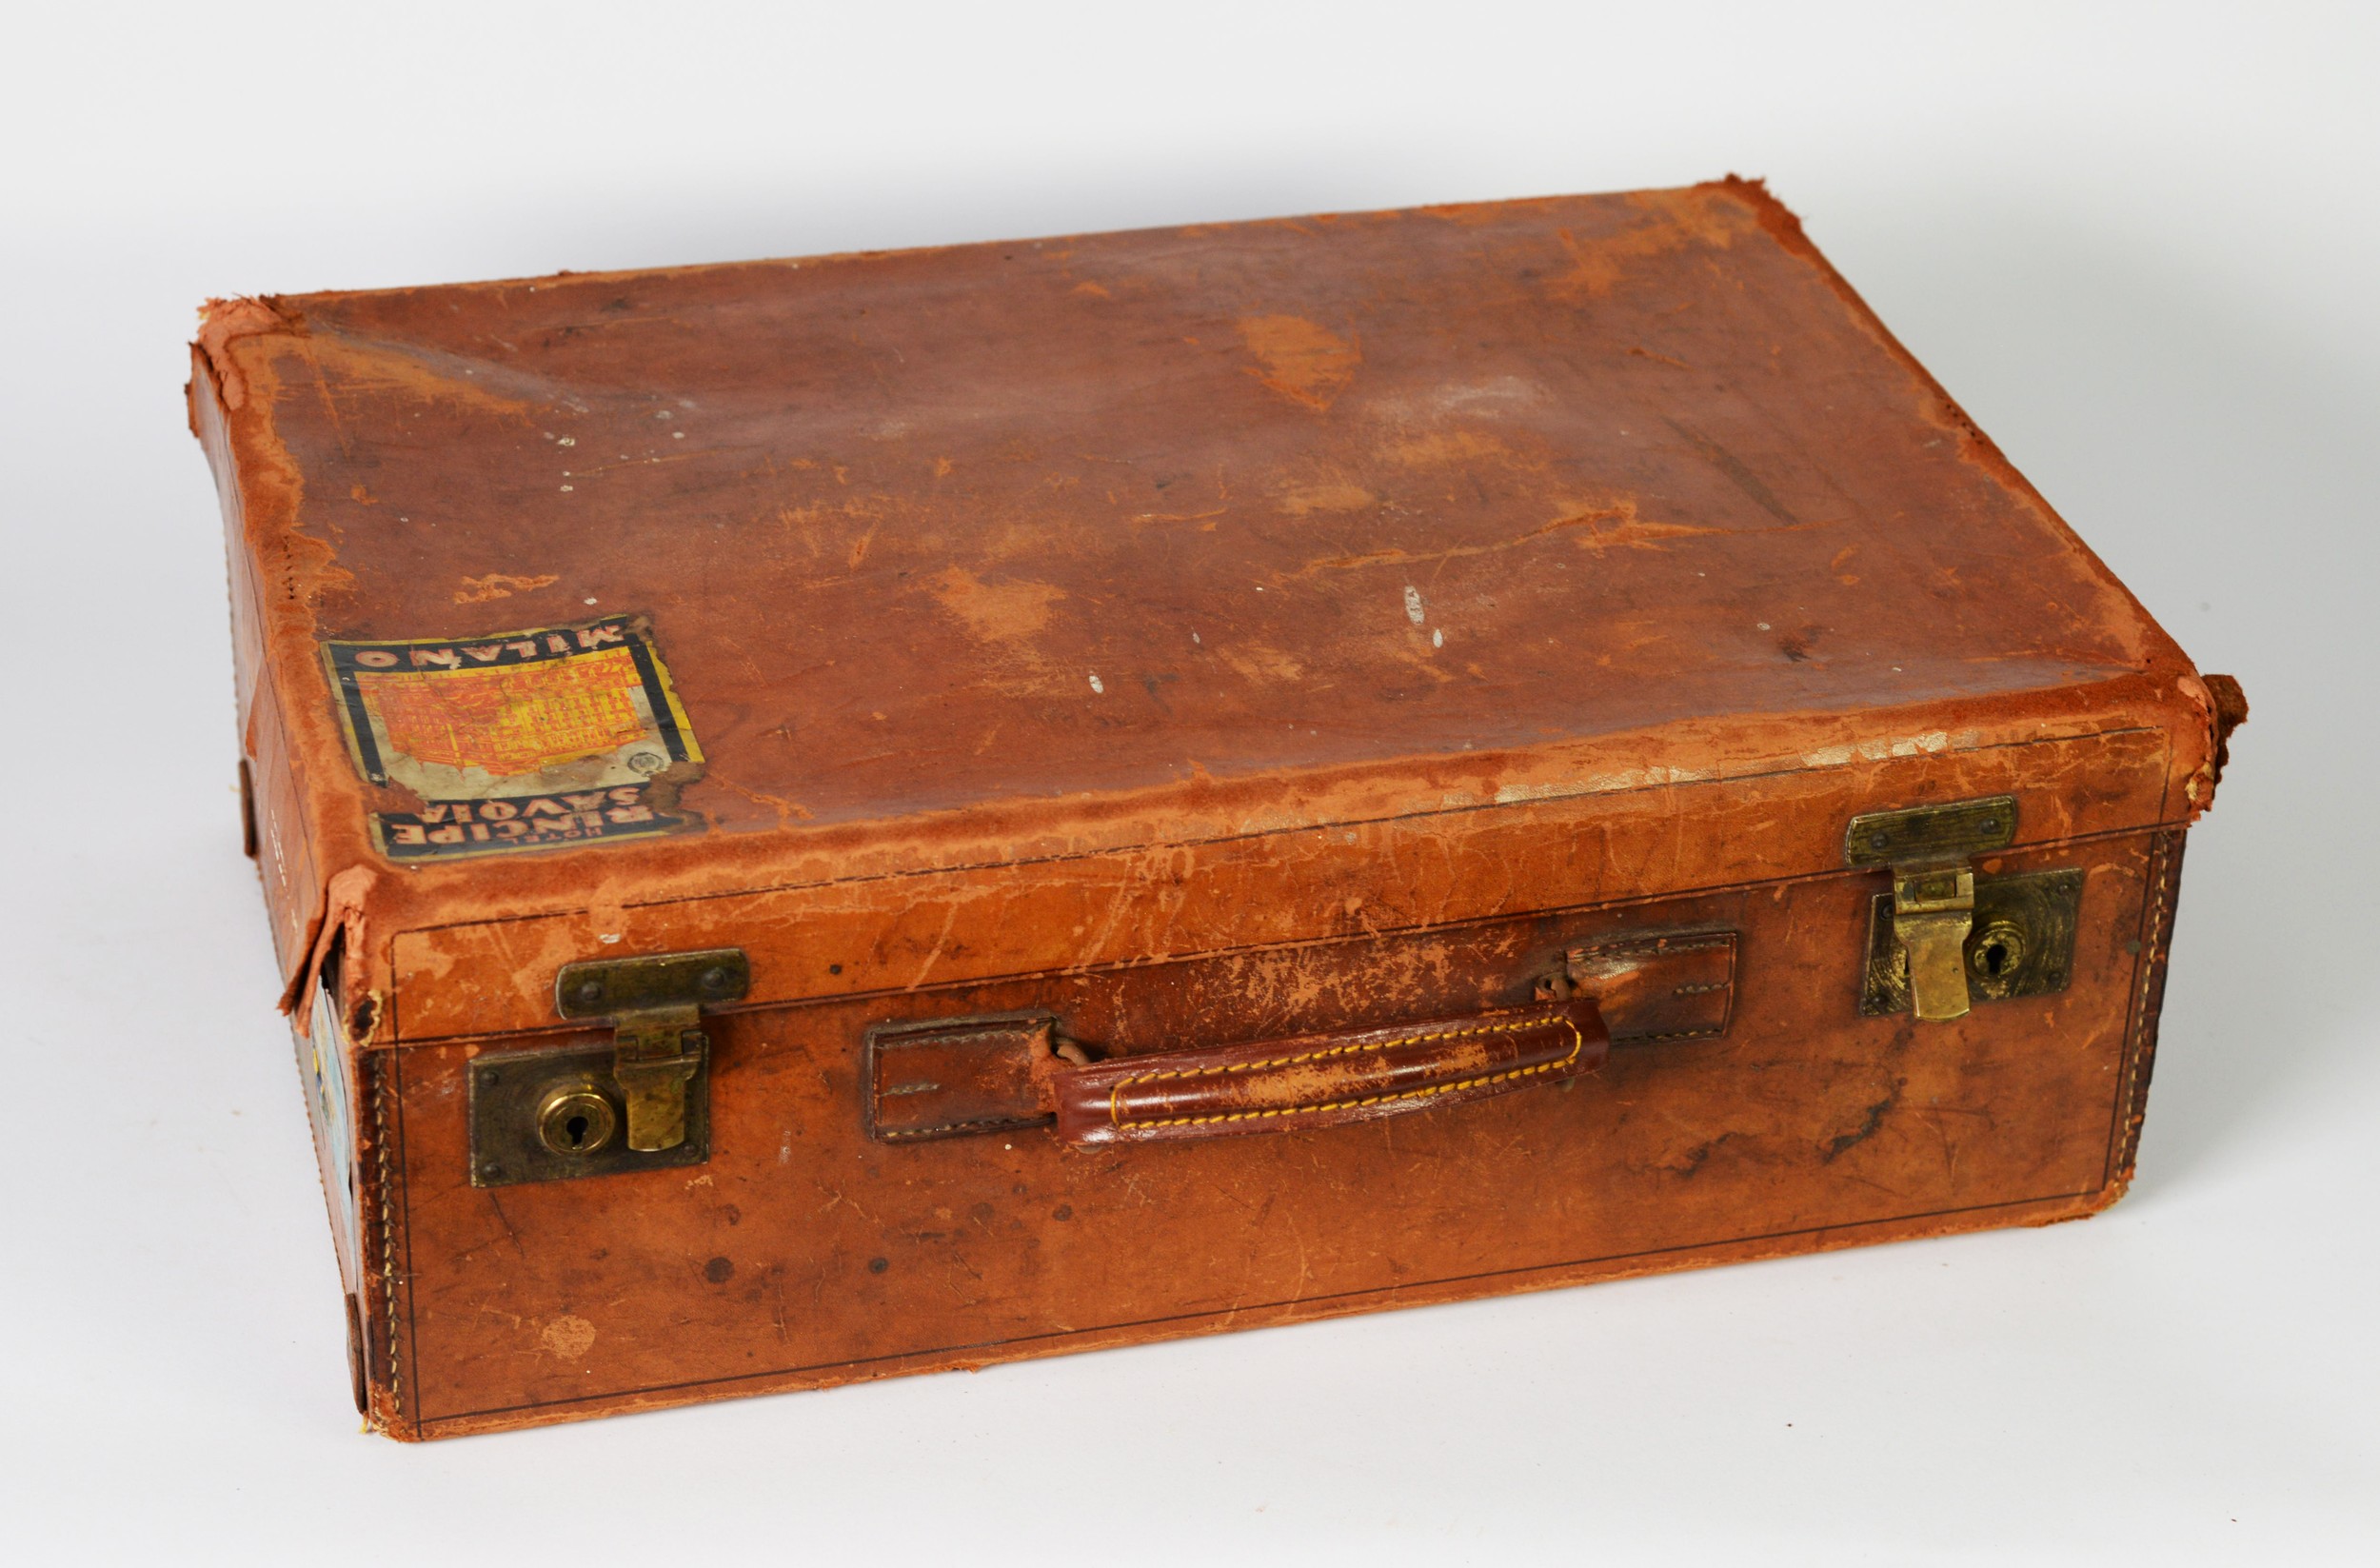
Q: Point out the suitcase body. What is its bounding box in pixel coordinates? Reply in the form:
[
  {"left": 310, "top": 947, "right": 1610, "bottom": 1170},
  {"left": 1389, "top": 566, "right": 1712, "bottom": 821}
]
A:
[{"left": 190, "top": 178, "right": 2241, "bottom": 1439}]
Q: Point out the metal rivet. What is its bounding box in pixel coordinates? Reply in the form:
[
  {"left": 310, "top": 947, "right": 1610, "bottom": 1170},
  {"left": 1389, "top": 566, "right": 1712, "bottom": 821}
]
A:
[
  {"left": 700, "top": 965, "right": 731, "bottom": 994},
  {"left": 573, "top": 979, "right": 605, "bottom": 1006}
]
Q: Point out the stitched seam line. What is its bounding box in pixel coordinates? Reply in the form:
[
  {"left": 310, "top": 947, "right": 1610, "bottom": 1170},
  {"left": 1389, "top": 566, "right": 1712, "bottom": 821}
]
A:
[
  {"left": 879, "top": 1115, "right": 1043, "bottom": 1141},
  {"left": 2129, "top": 841, "right": 2174, "bottom": 1121},
  {"left": 1113, "top": 1014, "right": 1547, "bottom": 1092},
  {"left": 1114, "top": 1018, "right": 1583, "bottom": 1129},
  {"left": 370, "top": 1052, "right": 401, "bottom": 1422},
  {"left": 1576, "top": 934, "right": 1734, "bottom": 957}
]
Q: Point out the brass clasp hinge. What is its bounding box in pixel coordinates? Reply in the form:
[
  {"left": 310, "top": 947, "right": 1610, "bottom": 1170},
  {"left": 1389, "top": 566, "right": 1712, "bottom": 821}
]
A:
[
  {"left": 1846, "top": 796, "right": 2017, "bottom": 1022},
  {"left": 468, "top": 947, "right": 750, "bottom": 1187},
  {"left": 555, "top": 948, "right": 750, "bottom": 1151}
]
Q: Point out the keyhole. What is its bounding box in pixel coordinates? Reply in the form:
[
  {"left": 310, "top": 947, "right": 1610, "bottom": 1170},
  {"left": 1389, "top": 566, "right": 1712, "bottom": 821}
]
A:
[
  {"left": 537, "top": 1086, "right": 618, "bottom": 1157},
  {"left": 1968, "top": 922, "right": 2027, "bottom": 984}
]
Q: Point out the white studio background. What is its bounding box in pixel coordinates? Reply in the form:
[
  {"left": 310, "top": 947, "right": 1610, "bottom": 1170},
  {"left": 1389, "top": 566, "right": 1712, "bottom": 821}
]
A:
[{"left": 2, "top": 3, "right": 2372, "bottom": 1562}]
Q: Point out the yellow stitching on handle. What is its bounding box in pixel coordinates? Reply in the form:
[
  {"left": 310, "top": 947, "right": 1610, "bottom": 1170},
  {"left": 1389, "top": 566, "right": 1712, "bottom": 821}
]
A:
[
  {"left": 1110, "top": 1017, "right": 1584, "bottom": 1131},
  {"left": 1103, "top": 1014, "right": 1556, "bottom": 1123},
  {"left": 1117, "top": 1014, "right": 1546, "bottom": 1086}
]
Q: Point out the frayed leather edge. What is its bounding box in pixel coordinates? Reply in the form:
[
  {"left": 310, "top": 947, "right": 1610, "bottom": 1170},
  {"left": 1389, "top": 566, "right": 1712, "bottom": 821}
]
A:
[
  {"left": 282, "top": 864, "right": 378, "bottom": 1022},
  {"left": 191, "top": 296, "right": 296, "bottom": 412}
]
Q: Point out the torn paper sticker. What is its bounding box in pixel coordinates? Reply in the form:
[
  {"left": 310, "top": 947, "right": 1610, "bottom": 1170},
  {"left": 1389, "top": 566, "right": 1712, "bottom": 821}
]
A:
[{"left": 321, "top": 614, "right": 703, "bottom": 860}]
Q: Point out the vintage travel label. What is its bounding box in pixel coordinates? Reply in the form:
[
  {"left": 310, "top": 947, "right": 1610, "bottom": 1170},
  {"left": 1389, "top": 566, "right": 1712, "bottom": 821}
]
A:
[{"left": 321, "top": 615, "right": 704, "bottom": 860}]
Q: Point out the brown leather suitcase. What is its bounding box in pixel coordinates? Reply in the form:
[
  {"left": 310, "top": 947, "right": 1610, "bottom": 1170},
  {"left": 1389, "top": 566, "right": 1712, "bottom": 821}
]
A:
[{"left": 188, "top": 177, "right": 2245, "bottom": 1440}]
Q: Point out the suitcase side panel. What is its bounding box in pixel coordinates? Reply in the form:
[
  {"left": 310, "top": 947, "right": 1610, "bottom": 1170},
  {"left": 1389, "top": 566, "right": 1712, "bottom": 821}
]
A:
[
  {"left": 397, "top": 1194, "right": 2113, "bottom": 1439},
  {"left": 367, "top": 830, "right": 2167, "bottom": 1438},
  {"left": 193, "top": 354, "right": 325, "bottom": 986}
]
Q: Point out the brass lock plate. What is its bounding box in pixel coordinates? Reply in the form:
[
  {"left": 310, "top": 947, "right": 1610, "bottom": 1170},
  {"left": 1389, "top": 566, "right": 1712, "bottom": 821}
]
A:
[
  {"left": 1860, "top": 866, "right": 2084, "bottom": 1017},
  {"left": 467, "top": 1042, "right": 711, "bottom": 1187}
]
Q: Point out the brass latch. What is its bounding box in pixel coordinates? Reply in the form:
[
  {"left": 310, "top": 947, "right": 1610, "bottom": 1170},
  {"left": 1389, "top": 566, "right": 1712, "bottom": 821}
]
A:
[
  {"left": 467, "top": 948, "right": 749, "bottom": 1187},
  {"left": 554, "top": 948, "right": 750, "bottom": 1151},
  {"left": 1845, "top": 796, "right": 2017, "bottom": 1022}
]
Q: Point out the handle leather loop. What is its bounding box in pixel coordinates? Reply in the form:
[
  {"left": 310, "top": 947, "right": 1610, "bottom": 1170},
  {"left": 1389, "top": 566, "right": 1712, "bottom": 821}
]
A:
[{"left": 1044, "top": 996, "right": 1608, "bottom": 1145}]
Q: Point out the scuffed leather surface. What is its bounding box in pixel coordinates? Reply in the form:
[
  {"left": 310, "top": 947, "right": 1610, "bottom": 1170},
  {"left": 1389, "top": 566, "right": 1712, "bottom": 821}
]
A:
[
  {"left": 188, "top": 178, "right": 2224, "bottom": 1024},
  {"left": 385, "top": 728, "right": 2168, "bottom": 1042}
]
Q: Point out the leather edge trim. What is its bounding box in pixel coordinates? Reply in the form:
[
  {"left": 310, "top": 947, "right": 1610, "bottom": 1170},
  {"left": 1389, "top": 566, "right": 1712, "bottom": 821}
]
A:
[
  {"left": 363, "top": 1046, "right": 407, "bottom": 1437},
  {"left": 2107, "top": 827, "right": 2187, "bottom": 1187}
]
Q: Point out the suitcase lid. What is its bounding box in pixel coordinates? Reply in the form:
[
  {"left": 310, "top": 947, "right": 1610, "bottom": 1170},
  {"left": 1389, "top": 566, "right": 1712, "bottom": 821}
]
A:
[{"left": 189, "top": 178, "right": 2227, "bottom": 1031}]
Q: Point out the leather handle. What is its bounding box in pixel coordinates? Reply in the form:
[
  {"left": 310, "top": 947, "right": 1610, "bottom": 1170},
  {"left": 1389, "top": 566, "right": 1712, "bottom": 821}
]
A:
[
  {"left": 863, "top": 934, "right": 1729, "bottom": 1146},
  {"left": 1043, "top": 996, "right": 1608, "bottom": 1146}
]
